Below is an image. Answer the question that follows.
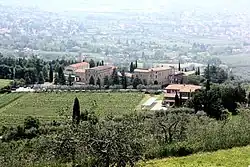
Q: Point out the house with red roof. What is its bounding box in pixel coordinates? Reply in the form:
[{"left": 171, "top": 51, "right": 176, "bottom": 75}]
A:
[{"left": 64, "top": 62, "right": 90, "bottom": 82}]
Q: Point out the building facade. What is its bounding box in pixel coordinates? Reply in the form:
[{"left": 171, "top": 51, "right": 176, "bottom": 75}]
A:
[
  {"left": 85, "top": 66, "right": 113, "bottom": 85},
  {"left": 163, "top": 84, "right": 201, "bottom": 106},
  {"left": 64, "top": 62, "right": 90, "bottom": 82},
  {"left": 133, "top": 67, "right": 174, "bottom": 85}
]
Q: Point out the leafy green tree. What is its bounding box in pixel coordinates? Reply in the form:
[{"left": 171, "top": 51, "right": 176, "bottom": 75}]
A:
[
  {"left": 204, "top": 65, "right": 228, "bottom": 84},
  {"left": 72, "top": 97, "right": 80, "bottom": 125},
  {"left": 42, "top": 66, "right": 48, "bottom": 82},
  {"left": 104, "top": 76, "right": 110, "bottom": 88},
  {"left": 68, "top": 74, "right": 73, "bottom": 86},
  {"left": 38, "top": 71, "right": 45, "bottom": 84},
  {"left": 89, "top": 59, "right": 95, "bottom": 68},
  {"left": 133, "top": 76, "right": 142, "bottom": 89},
  {"left": 49, "top": 64, "right": 53, "bottom": 83},
  {"left": 89, "top": 76, "right": 95, "bottom": 85}
]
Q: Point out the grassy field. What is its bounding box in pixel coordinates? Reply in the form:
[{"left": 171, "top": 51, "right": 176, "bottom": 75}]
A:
[
  {"left": 140, "top": 146, "right": 250, "bottom": 167},
  {"left": 0, "top": 79, "right": 11, "bottom": 89},
  {"left": 0, "top": 92, "right": 145, "bottom": 126}
]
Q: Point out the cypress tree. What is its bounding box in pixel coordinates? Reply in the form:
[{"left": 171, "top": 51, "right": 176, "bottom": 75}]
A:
[
  {"left": 178, "top": 61, "right": 181, "bottom": 71},
  {"left": 175, "top": 92, "right": 180, "bottom": 107},
  {"left": 49, "top": 64, "right": 53, "bottom": 83},
  {"left": 97, "top": 78, "right": 101, "bottom": 89},
  {"left": 121, "top": 70, "right": 127, "bottom": 89},
  {"left": 197, "top": 67, "right": 200, "bottom": 75},
  {"left": 89, "top": 76, "right": 95, "bottom": 85},
  {"left": 130, "top": 62, "right": 134, "bottom": 73},
  {"left": 73, "top": 97, "right": 80, "bottom": 125},
  {"left": 58, "top": 66, "right": 66, "bottom": 85},
  {"left": 111, "top": 68, "right": 119, "bottom": 85}
]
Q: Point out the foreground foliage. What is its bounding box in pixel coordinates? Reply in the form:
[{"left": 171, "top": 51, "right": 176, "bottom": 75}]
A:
[{"left": 140, "top": 146, "right": 250, "bottom": 167}]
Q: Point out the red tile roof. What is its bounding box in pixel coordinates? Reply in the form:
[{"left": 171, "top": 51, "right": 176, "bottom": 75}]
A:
[
  {"left": 75, "top": 69, "right": 85, "bottom": 73},
  {"left": 70, "top": 62, "right": 89, "bottom": 68},
  {"left": 165, "top": 84, "right": 201, "bottom": 92}
]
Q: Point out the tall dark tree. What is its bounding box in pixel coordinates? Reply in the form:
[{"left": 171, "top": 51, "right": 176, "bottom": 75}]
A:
[
  {"left": 206, "top": 79, "right": 210, "bottom": 91},
  {"left": 72, "top": 97, "right": 80, "bottom": 125},
  {"left": 135, "top": 60, "right": 138, "bottom": 69},
  {"left": 58, "top": 66, "right": 66, "bottom": 85},
  {"left": 121, "top": 70, "right": 127, "bottom": 89},
  {"left": 111, "top": 68, "right": 119, "bottom": 85},
  {"left": 205, "top": 64, "right": 210, "bottom": 80},
  {"left": 101, "top": 60, "right": 104, "bottom": 66},
  {"left": 130, "top": 62, "right": 134, "bottom": 73},
  {"left": 89, "top": 59, "right": 96, "bottom": 68},
  {"left": 178, "top": 61, "right": 181, "bottom": 71},
  {"left": 54, "top": 73, "right": 59, "bottom": 85},
  {"left": 175, "top": 92, "right": 180, "bottom": 107},
  {"left": 96, "top": 78, "right": 101, "bottom": 89},
  {"left": 49, "top": 64, "right": 53, "bottom": 83},
  {"left": 89, "top": 76, "right": 95, "bottom": 85},
  {"left": 197, "top": 67, "right": 200, "bottom": 75}
]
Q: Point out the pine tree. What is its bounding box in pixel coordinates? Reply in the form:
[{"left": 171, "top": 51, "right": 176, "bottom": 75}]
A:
[
  {"left": 72, "top": 97, "right": 80, "bottom": 125},
  {"left": 111, "top": 68, "right": 119, "bottom": 85},
  {"left": 49, "top": 64, "right": 53, "bottom": 83},
  {"left": 89, "top": 76, "right": 95, "bottom": 85},
  {"left": 89, "top": 59, "right": 95, "bottom": 68},
  {"left": 38, "top": 71, "right": 45, "bottom": 84}
]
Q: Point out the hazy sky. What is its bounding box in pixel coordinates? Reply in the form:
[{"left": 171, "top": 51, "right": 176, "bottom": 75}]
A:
[{"left": 1, "top": 0, "right": 250, "bottom": 12}]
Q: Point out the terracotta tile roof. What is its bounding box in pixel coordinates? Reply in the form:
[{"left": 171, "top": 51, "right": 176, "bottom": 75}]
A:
[
  {"left": 134, "top": 67, "right": 171, "bottom": 73},
  {"left": 75, "top": 69, "right": 85, "bottom": 73},
  {"left": 69, "top": 62, "right": 89, "bottom": 68},
  {"left": 165, "top": 84, "right": 201, "bottom": 92},
  {"left": 90, "top": 66, "right": 113, "bottom": 71}
]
